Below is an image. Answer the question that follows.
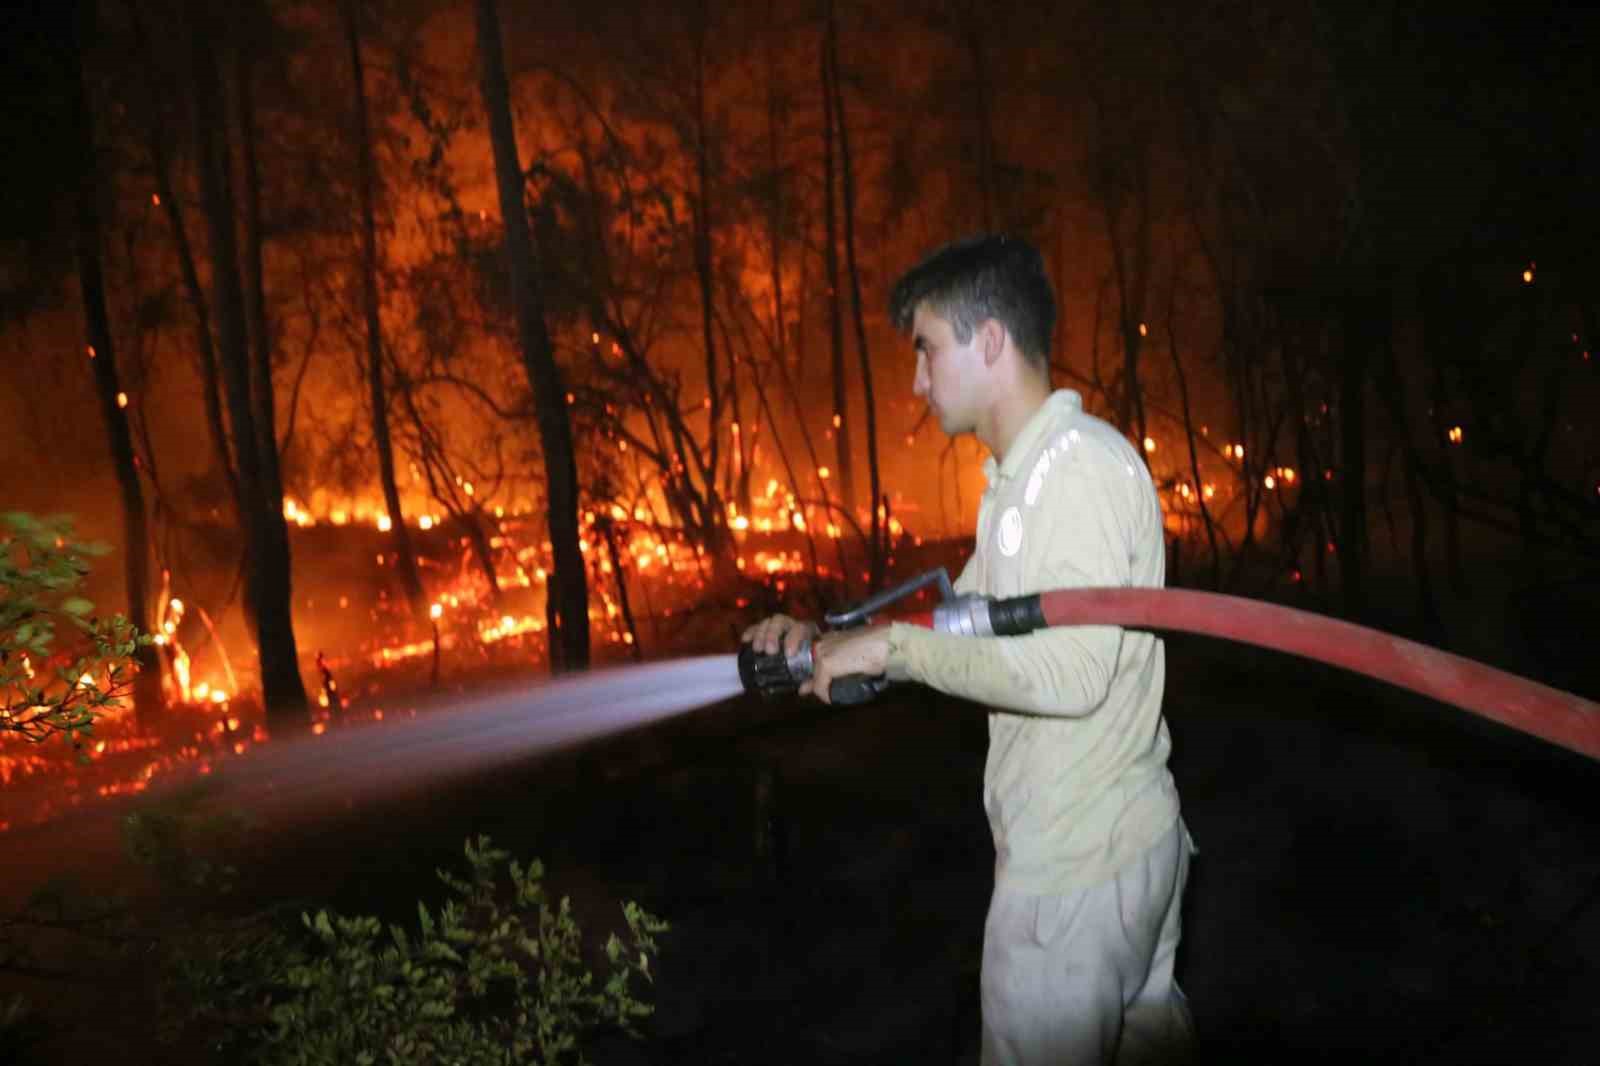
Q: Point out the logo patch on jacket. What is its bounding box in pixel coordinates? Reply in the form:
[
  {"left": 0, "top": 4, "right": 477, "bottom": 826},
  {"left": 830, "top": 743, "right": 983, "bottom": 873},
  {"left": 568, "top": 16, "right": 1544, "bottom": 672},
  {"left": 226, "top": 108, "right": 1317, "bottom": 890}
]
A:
[{"left": 997, "top": 505, "right": 1023, "bottom": 557}]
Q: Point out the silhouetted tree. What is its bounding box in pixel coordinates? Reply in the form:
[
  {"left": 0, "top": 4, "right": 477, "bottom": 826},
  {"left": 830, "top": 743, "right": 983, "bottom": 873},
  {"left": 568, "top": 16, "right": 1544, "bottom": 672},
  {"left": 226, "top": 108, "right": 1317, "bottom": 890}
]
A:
[
  {"left": 183, "top": 0, "right": 307, "bottom": 713},
  {"left": 344, "top": 0, "right": 428, "bottom": 619},
  {"left": 69, "top": 0, "right": 161, "bottom": 717},
  {"left": 474, "top": 0, "right": 589, "bottom": 670}
]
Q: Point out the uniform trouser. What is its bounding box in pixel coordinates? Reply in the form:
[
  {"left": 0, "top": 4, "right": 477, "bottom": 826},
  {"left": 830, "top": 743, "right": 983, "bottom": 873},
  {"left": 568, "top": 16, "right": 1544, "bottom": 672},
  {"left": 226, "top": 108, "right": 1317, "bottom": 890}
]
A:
[{"left": 980, "top": 819, "right": 1195, "bottom": 1066}]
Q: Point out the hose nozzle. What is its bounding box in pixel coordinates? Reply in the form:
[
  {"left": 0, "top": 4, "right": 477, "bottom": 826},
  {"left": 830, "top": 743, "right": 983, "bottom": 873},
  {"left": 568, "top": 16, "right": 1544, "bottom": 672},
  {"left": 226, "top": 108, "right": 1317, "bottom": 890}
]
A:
[
  {"left": 737, "top": 639, "right": 893, "bottom": 705},
  {"left": 738, "top": 566, "right": 964, "bottom": 706},
  {"left": 738, "top": 639, "right": 813, "bottom": 700}
]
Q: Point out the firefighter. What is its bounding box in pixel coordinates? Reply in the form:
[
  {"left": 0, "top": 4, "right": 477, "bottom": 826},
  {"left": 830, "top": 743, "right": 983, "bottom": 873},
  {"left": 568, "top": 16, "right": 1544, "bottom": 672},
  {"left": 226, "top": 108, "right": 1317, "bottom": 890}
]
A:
[{"left": 744, "top": 234, "right": 1195, "bottom": 1065}]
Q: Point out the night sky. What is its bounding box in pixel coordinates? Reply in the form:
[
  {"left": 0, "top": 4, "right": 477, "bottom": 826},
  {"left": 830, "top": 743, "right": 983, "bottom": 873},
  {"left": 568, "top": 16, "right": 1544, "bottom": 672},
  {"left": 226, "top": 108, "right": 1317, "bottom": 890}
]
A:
[{"left": 3, "top": 1, "right": 1598, "bottom": 268}]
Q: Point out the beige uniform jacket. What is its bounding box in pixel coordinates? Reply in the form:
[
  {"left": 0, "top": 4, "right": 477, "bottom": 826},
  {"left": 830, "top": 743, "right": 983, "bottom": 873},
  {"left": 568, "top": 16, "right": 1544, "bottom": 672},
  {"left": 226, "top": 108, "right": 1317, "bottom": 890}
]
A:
[{"left": 886, "top": 389, "right": 1181, "bottom": 893}]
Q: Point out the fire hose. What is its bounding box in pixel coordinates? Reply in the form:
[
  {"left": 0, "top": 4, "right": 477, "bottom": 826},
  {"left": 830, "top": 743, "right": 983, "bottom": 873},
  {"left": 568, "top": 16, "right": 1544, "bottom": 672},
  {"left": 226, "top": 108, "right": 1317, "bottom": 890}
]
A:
[{"left": 738, "top": 567, "right": 1600, "bottom": 763}]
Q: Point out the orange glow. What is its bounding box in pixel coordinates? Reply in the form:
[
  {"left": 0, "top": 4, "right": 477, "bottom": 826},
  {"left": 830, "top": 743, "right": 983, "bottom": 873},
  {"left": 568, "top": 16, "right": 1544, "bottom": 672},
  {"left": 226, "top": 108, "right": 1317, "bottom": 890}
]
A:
[
  {"left": 1142, "top": 436, "right": 1155, "bottom": 453},
  {"left": 818, "top": 466, "right": 831, "bottom": 480},
  {"left": 116, "top": 392, "right": 128, "bottom": 408},
  {"left": 1447, "top": 425, "right": 1463, "bottom": 445}
]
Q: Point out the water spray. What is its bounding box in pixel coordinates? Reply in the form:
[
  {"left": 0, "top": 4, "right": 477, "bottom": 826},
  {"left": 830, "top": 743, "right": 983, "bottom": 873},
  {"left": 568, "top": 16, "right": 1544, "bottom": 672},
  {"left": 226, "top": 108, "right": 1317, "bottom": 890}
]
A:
[{"left": 739, "top": 567, "right": 1600, "bottom": 763}]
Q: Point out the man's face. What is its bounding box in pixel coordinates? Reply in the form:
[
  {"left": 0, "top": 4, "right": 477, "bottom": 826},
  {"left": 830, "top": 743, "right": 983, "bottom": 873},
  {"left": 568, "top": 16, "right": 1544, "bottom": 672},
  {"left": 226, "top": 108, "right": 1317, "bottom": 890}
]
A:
[{"left": 911, "top": 303, "right": 985, "bottom": 437}]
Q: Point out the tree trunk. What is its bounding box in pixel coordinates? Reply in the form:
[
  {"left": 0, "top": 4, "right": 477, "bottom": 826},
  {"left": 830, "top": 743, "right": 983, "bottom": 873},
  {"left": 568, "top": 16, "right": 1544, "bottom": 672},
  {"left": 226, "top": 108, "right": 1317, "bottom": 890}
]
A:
[
  {"left": 234, "top": 38, "right": 280, "bottom": 634},
  {"left": 598, "top": 519, "right": 641, "bottom": 661},
  {"left": 464, "top": 511, "right": 503, "bottom": 603},
  {"left": 962, "top": 10, "right": 995, "bottom": 230},
  {"left": 689, "top": 30, "right": 725, "bottom": 522},
  {"left": 235, "top": 49, "right": 284, "bottom": 531},
  {"left": 1338, "top": 279, "right": 1377, "bottom": 620},
  {"left": 1372, "top": 325, "right": 1444, "bottom": 637},
  {"left": 185, "top": 0, "right": 307, "bottom": 714},
  {"left": 820, "top": 1, "right": 855, "bottom": 524},
  {"left": 829, "top": 20, "right": 883, "bottom": 590},
  {"left": 345, "top": 0, "right": 428, "bottom": 619},
  {"left": 125, "top": 0, "right": 239, "bottom": 518},
  {"left": 70, "top": 0, "right": 161, "bottom": 719},
  {"left": 473, "top": 0, "right": 589, "bottom": 671},
  {"left": 1165, "top": 303, "right": 1221, "bottom": 588}
]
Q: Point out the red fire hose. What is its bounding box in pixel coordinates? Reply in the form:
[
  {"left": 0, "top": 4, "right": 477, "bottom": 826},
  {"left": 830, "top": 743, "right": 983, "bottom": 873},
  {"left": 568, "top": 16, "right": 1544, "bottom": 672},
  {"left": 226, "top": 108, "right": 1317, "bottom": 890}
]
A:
[{"left": 905, "top": 587, "right": 1600, "bottom": 763}]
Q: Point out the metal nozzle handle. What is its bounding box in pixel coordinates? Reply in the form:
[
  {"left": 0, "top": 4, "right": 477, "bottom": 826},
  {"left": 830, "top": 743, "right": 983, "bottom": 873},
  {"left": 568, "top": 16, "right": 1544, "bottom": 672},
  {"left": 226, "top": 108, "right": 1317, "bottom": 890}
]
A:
[{"left": 824, "top": 567, "right": 955, "bottom": 629}]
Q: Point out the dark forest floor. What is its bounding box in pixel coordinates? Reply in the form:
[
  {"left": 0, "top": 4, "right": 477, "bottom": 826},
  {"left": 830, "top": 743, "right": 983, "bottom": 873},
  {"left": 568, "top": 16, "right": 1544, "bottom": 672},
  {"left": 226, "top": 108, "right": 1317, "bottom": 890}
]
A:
[{"left": 6, "top": 625, "right": 1600, "bottom": 1065}]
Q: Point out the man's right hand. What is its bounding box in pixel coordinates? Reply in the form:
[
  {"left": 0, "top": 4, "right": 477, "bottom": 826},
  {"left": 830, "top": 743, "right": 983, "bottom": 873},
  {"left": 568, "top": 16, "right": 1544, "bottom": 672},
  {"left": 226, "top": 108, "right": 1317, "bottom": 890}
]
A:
[{"left": 741, "top": 614, "right": 819, "bottom": 657}]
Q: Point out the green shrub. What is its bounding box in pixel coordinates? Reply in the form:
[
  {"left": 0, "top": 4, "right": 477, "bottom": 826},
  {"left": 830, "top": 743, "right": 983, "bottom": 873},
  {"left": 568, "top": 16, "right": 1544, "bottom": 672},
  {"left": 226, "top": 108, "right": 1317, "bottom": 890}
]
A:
[
  {"left": 121, "top": 780, "right": 251, "bottom": 897},
  {"left": 0, "top": 511, "right": 147, "bottom": 747},
  {"left": 164, "top": 836, "right": 665, "bottom": 1065},
  {"left": 0, "top": 992, "right": 46, "bottom": 1062}
]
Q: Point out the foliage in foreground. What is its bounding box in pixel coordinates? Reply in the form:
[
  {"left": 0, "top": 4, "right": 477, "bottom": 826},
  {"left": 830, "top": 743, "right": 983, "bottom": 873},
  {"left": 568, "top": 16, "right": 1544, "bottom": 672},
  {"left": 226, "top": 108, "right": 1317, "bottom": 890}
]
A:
[
  {"left": 0, "top": 512, "right": 147, "bottom": 747},
  {"left": 159, "top": 835, "right": 666, "bottom": 1065}
]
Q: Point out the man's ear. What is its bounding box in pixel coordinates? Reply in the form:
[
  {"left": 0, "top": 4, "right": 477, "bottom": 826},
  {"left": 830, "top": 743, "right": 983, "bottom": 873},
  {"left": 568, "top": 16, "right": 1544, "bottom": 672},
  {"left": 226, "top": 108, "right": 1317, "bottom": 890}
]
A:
[{"left": 979, "top": 318, "right": 1007, "bottom": 367}]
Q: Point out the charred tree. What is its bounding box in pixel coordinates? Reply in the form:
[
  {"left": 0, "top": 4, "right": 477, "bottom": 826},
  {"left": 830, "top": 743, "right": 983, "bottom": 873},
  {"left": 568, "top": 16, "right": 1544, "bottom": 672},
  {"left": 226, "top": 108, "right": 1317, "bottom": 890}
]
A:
[
  {"left": 820, "top": 0, "right": 855, "bottom": 522},
  {"left": 69, "top": 0, "right": 161, "bottom": 718},
  {"left": 125, "top": 0, "right": 239, "bottom": 518},
  {"left": 474, "top": 0, "right": 589, "bottom": 671},
  {"left": 345, "top": 0, "right": 428, "bottom": 619},
  {"left": 953, "top": 0, "right": 996, "bottom": 229},
  {"left": 1337, "top": 277, "right": 1379, "bottom": 619},
  {"left": 185, "top": 0, "right": 307, "bottom": 714},
  {"left": 827, "top": 18, "right": 883, "bottom": 589},
  {"left": 1091, "top": 90, "right": 1153, "bottom": 447},
  {"left": 1163, "top": 287, "right": 1221, "bottom": 589},
  {"left": 596, "top": 515, "right": 642, "bottom": 661},
  {"left": 687, "top": 20, "right": 727, "bottom": 526},
  {"left": 234, "top": 44, "right": 284, "bottom": 545}
]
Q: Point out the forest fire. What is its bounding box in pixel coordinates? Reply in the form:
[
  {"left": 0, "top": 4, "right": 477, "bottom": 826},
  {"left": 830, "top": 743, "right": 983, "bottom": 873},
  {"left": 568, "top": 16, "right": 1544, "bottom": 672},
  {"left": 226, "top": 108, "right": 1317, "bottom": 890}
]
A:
[{"left": 0, "top": 0, "right": 1596, "bottom": 1061}]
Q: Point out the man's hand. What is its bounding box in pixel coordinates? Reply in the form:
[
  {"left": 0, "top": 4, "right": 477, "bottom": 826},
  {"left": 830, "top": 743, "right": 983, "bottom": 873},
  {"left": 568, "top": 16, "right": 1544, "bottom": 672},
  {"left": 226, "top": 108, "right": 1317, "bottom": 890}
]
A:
[
  {"left": 802, "top": 626, "right": 890, "bottom": 705},
  {"left": 741, "top": 613, "right": 819, "bottom": 657}
]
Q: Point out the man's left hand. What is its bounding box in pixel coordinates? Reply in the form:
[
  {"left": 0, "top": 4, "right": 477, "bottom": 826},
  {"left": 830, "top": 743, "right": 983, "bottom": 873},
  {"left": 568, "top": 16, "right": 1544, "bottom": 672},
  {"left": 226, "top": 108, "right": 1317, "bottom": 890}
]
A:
[{"left": 801, "top": 625, "right": 891, "bottom": 704}]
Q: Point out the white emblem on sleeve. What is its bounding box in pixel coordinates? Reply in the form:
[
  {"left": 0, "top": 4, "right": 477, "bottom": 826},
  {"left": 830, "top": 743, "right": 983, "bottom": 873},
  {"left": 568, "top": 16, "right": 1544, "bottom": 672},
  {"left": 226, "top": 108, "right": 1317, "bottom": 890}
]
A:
[{"left": 997, "top": 505, "right": 1023, "bottom": 556}]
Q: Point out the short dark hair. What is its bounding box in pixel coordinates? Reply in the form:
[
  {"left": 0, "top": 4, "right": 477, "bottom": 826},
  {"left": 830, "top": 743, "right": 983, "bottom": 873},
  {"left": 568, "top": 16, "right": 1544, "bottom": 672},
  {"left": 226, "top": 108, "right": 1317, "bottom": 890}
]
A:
[{"left": 888, "top": 234, "right": 1056, "bottom": 367}]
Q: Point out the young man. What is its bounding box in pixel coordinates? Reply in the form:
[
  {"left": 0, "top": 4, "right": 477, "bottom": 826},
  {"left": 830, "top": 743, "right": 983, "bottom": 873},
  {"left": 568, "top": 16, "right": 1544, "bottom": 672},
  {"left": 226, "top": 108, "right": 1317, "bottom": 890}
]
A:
[{"left": 743, "top": 234, "right": 1195, "bottom": 1065}]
